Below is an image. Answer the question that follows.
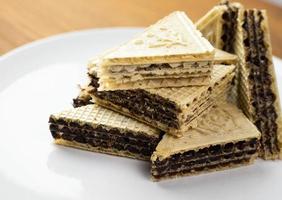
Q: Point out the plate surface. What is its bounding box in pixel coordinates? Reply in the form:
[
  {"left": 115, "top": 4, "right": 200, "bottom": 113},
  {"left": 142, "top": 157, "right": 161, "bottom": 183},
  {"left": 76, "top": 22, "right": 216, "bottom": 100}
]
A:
[{"left": 0, "top": 28, "right": 282, "bottom": 200}]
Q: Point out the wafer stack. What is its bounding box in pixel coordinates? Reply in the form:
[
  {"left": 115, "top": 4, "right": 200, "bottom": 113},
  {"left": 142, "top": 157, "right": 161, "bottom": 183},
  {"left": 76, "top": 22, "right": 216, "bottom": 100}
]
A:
[
  {"left": 234, "top": 9, "right": 282, "bottom": 159},
  {"left": 49, "top": 104, "right": 162, "bottom": 160},
  {"left": 49, "top": 1, "right": 281, "bottom": 182},
  {"left": 151, "top": 103, "right": 260, "bottom": 181},
  {"left": 97, "top": 11, "right": 214, "bottom": 90},
  {"left": 86, "top": 62, "right": 236, "bottom": 137},
  {"left": 197, "top": 1, "right": 282, "bottom": 160}
]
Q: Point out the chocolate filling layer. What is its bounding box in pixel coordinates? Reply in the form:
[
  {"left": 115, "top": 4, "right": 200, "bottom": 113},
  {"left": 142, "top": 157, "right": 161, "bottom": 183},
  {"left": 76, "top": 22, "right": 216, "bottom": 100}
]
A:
[
  {"left": 49, "top": 117, "right": 161, "bottom": 158},
  {"left": 73, "top": 97, "right": 93, "bottom": 108},
  {"left": 152, "top": 139, "right": 259, "bottom": 177},
  {"left": 242, "top": 10, "right": 279, "bottom": 158},
  {"left": 88, "top": 74, "right": 180, "bottom": 129},
  {"left": 221, "top": 4, "right": 238, "bottom": 53},
  {"left": 152, "top": 157, "right": 252, "bottom": 179}
]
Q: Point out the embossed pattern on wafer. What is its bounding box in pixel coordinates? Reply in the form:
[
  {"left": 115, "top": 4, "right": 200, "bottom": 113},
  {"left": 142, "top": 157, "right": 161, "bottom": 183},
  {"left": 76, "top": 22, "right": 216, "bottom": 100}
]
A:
[
  {"left": 101, "top": 11, "right": 214, "bottom": 66},
  {"left": 95, "top": 11, "right": 215, "bottom": 91},
  {"left": 150, "top": 103, "right": 261, "bottom": 181},
  {"left": 152, "top": 103, "right": 260, "bottom": 158}
]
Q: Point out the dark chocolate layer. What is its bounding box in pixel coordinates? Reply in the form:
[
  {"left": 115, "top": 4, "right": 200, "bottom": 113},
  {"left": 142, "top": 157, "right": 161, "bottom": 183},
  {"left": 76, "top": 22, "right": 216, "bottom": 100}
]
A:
[
  {"left": 49, "top": 117, "right": 161, "bottom": 158},
  {"left": 242, "top": 10, "right": 280, "bottom": 158},
  {"left": 73, "top": 76, "right": 98, "bottom": 108},
  {"left": 152, "top": 139, "right": 259, "bottom": 177},
  {"left": 152, "top": 156, "right": 252, "bottom": 180},
  {"left": 73, "top": 97, "right": 93, "bottom": 108},
  {"left": 221, "top": 4, "right": 238, "bottom": 53},
  {"left": 88, "top": 74, "right": 180, "bottom": 129}
]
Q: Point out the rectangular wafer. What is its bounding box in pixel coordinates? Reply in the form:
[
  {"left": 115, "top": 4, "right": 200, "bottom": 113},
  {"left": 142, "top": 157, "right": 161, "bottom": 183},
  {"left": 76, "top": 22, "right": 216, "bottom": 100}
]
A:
[{"left": 235, "top": 8, "right": 282, "bottom": 159}]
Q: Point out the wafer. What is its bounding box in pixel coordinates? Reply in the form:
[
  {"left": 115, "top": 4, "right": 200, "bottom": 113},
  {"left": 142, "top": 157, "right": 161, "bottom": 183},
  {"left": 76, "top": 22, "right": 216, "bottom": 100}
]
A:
[
  {"left": 49, "top": 104, "right": 162, "bottom": 160},
  {"left": 235, "top": 8, "right": 282, "bottom": 159},
  {"left": 151, "top": 103, "right": 261, "bottom": 181},
  {"left": 79, "top": 62, "right": 236, "bottom": 137},
  {"left": 78, "top": 48, "right": 237, "bottom": 106},
  {"left": 96, "top": 11, "right": 214, "bottom": 90},
  {"left": 214, "top": 48, "right": 237, "bottom": 64},
  {"left": 196, "top": 1, "right": 242, "bottom": 53}
]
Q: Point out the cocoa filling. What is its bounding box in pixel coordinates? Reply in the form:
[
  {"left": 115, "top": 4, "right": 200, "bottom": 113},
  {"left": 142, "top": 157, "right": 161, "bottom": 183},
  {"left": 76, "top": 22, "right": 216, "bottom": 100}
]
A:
[
  {"left": 221, "top": 6, "right": 238, "bottom": 53},
  {"left": 73, "top": 97, "right": 93, "bottom": 108},
  {"left": 49, "top": 117, "right": 161, "bottom": 157},
  {"left": 73, "top": 76, "right": 98, "bottom": 108},
  {"left": 242, "top": 10, "right": 279, "bottom": 157},
  {"left": 152, "top": 157, "right": 252, "bottom": 179},
  {"left": 152, "top": 139, "right": 259, "bottom": 177},
  {"left": 87, "top": 74, "right": 180, "bottom": 129}
]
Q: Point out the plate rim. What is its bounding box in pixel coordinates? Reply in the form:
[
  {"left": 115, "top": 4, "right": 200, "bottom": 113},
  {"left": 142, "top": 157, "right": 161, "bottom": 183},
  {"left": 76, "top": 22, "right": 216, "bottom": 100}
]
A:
[
  {"left": 1, "top": 27, "right": 281, "bottom": 63},
  {"left": 0, "top": 27, "right": 143, "bottom": 62},
  {"left": 0, "top": 27, "right": 282, "bottom": 200}
]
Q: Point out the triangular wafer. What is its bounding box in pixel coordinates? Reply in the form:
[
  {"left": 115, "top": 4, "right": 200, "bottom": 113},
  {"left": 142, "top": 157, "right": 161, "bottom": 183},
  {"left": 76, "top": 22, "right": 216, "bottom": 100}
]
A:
[
  {"left": 96, "top": 11, "right": 214, "bottom": 90},
  {"left": 76, "top": 61, "right": 236, "bottom": 137},
  {"left": 151, "top": 102, "right": 261, "bottom": 181},
  {"left": 196, "top": 1, "right": 242, "bottom": 53}
]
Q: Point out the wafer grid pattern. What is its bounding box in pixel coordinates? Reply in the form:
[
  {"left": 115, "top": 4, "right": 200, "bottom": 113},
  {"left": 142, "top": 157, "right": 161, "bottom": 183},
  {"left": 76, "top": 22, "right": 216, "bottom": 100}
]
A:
[
  {"left": 106, "top": 71, "right": 211, "bottom": 83},
  {"left": 103, "top": 61, "right": 212, "bottom": 75},
  {"left": 234, "top": 9, "right": 282, "bottom": 159},
  {"left": 104, "top": 74, "right": 211, "bottom": 84},
  {"left": 153, "top": 103, "right": 261, "bottom": 159},
  {"left": 147, "top": 65, "right": 235, "bottom": 106},
  {"left": 53, "top": 105, "right": 159, "bottom": 136},
  {"left": 98, "top": 75, "right": 211, "bottom": 91}
]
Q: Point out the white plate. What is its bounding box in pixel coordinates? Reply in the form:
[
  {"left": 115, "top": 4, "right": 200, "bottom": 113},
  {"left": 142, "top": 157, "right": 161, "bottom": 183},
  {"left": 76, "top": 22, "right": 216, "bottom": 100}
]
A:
[{"left": 0, "top": 28, "right": 282, "bottom": 200}]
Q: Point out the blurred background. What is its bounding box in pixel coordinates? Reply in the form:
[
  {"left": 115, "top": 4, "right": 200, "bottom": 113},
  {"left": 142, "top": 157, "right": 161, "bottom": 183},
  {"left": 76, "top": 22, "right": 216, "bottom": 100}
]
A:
[{"left": 1, "top": 0, "right": 282, "bottom": 57}]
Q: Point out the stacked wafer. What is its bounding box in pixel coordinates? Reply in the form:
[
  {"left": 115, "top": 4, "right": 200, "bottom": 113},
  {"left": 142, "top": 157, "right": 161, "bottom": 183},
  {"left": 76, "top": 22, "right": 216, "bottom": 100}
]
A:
[
  {"left": 197, "top": 0, "right": 282, "bottom": 160},
  {"left": 81, "top": 12, "right": 237, "bottom": 137},
  {"left": 97, "top": 11, "right": 214, "bottom": 90},
  {"left": 48, "top": 2, "right": 282, "bottom": 182},
  {"left": 85, "top": 62, "right": 235, "bottom": 137},
  {"left": 49, "top": 104, "right": 163, "bottom": 160}
]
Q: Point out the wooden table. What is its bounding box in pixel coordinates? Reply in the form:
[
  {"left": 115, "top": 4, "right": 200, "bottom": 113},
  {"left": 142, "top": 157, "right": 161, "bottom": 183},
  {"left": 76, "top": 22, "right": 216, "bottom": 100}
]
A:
[{"left": 1, "top": 0, "right": 282, "bottom": 57}]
